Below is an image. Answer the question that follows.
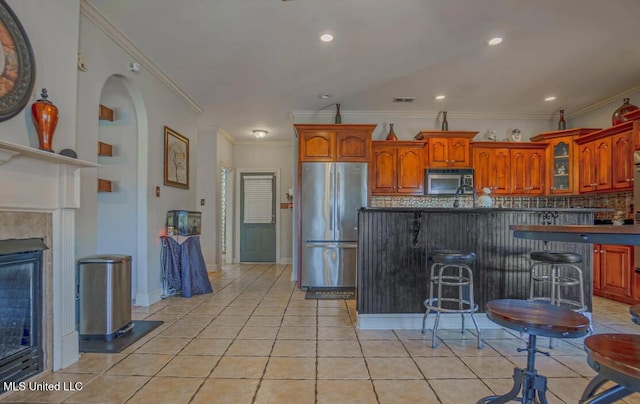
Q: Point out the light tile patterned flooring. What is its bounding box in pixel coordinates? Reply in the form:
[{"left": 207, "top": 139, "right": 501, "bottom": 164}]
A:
[{"left": 2, "top": 263, "right": 640, "bottom": 403}]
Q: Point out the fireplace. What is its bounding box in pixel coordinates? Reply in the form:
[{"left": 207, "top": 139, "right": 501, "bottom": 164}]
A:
[{"left": 0, "top": 239, "right": 47, "bottom": 389}]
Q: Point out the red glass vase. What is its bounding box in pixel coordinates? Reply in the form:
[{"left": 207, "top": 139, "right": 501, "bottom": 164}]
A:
[
  {"left": 611, "top": 98, "right": 638, "bottom": 126},
  {"left": 31, "top": 88, "right": 58, "bottom": 152}
]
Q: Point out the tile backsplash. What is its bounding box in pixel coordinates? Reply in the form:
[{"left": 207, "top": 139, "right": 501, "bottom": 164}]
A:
[{"left": 371, "top": 191, "right": 633, "bottom": 220}]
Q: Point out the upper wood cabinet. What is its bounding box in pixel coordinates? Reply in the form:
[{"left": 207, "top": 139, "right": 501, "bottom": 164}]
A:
[
  {"left": 530, "top": 128, "right": 600, "bottom": 195},
  {"left": 611, "top": 130, "right": 634, "bottom": 189},
  {"left": 370, "top": 141, "right": 427, "bottom": 195},
  {"left": 472, "top": 145, "right": 511, "bottom": 195},
  {"left": 415, "top": 131, "right": 477, "bottom": 168},
  {"left": 295, "top": 124, "right": 376, "bottom": 162},
  {"left": 510, "top": 146, "right": 546, "bottom": 195},
  {"left": 575, "top": 122, "right": 633, "bottom": 193}
]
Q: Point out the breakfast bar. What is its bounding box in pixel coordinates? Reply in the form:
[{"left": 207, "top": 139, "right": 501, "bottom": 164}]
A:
[{"left": 357, "top": 207, "right": 598, "bottom": 329}]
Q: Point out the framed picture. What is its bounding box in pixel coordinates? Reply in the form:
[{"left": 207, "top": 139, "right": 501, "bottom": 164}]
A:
[
  {"left": 164, "top": 126, "right": 189, "bottom": 189},
  {"left": 0, "top": 0, "right": 36, "bottom": 121}
]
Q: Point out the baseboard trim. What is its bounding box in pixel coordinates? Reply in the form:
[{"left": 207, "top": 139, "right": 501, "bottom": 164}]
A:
[{"left": 135, "top": 288, "right": 163, "bottom": 307}]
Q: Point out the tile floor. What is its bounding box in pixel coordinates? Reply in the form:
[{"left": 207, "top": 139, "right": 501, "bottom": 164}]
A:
[{"left": 2, "top": 263, "right": 640, "bottom": 403}]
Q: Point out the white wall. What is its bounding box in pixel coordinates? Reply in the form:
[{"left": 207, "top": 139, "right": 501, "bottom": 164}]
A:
[
  {"left": 196, "top": 128, "right": 217, "bottom": 269},
  {"left": 96, "top": 76, "right": 139, "bottom": 298},
  {"left": 1, "top": 0, "right": 79, "bottom": 150},
  {"left": 76, "top": 13, "right": 200, "bottom": 305},
  {"left": 233, "top": 141, "right": 293, "bottom": 263},
  {"left": 571, "top": 92, "right": 640, "bottom": 129}
]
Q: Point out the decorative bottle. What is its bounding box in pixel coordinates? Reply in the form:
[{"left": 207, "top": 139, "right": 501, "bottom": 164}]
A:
[
  {"left": 334, "top": 103, "right": 342, "bottom": 124},
  {"left": 31, "top": 89, "right": 58, "bottom": 152},
  {"left": 612, "top": 98, "right": 639, "bottom": 125},
  {"left": 385, "top": 123, "right": 398, "bottom": 140},
  {"left": 558, "top": 109, "right": 566, "bottom": 130},
  {"left": 441, "top": 111, "right": 449, "bottom": 131}
]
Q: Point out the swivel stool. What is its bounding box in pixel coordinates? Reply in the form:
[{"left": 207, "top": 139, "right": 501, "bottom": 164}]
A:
[
  {"left": 422, "top": 250, "right": 482, "bottom": 349},
  {"left": 477, "top": 299, "right": 590, "bottom": 404}
]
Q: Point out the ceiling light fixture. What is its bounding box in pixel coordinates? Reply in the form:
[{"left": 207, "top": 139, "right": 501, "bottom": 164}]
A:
[
  {"left": 488, "top": 37, "right": 503, "bottom": 46},
  {"left": 253, "top": 129, "right": 268, "bottom": 139},
  {"left": 544, "top": 96, "right": 557, "bottom": 102},
  {"left": 435, "top": 95, "right": 446, "bottom": 100},
  {"left": 320, "top": 33, "right": 334, "bottom": 42},
  {"left": 319, "top": 93, "right": 333, "bottom": 99}
]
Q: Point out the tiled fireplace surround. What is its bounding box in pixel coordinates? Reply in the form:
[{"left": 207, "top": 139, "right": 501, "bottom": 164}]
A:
[{"left": 0, "top": 151, "right": 88, "bottom": 374}]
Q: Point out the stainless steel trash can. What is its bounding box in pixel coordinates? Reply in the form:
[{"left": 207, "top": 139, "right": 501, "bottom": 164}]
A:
[{"left": 76, "top": 255, "right": 132, "bottom": 340}]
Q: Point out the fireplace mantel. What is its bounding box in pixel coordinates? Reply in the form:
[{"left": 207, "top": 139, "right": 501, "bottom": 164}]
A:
[
  {"left": 0, "top": 139, "right": 97, "bottom": 371},
  {"left": 0, "top": 140, "right": 97, "bottom": 167}
]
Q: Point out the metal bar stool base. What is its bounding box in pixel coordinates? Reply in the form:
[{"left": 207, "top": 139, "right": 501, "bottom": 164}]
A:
[{"left": 477, "top": 334, "right": 549, "bottom": 404}]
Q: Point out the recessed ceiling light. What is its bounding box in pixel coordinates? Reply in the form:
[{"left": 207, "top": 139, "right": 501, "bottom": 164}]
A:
[
  {"left": 545, "top": 96, "right": 557, "bottom": 102},
  {"left": 435, "top": 95, "right": 446, "bottom": 100},
  {"left": 319, "top": 93, "right": 333, "bottom": 99},
  {"left": 488, "top": 37, "right": 503, "bottom": 46},
  {"left": 253, "top": 129, "right": 268, "bottom": 139},
  {"left": 320, "top": 33, "right": 334, "bottom": 42}
]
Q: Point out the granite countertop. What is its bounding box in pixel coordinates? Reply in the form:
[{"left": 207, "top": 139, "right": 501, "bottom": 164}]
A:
[{"left": 361, "top": 207, "right": 611, "bottom": 213}]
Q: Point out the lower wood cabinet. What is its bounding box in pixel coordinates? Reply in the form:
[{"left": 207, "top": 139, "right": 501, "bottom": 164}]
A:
[{"left": 593, "top": 244, "right": 635, "bottom": 303}]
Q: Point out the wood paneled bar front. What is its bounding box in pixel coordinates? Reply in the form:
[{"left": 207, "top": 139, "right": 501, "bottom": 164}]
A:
[{"left": 357, "top": 208, "right": 599, "bottom": 328}]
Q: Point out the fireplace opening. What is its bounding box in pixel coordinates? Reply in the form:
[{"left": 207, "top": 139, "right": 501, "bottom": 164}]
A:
[{"left": 0, "top": 239, "right": 47, "bottom": 391}]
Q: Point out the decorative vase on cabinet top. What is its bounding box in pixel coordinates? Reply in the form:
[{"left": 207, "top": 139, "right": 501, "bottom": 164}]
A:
[
  {"left": 612, "top": 98, "right": 638, "bottom": 126},
  {"left": 334, "top": 103, "right": 342, "bottom": 124},
  {"left": 441, "top": 111, "right": 448, "bottom": 131},
  {"left": 558, "top": 109, "right": 566, "bottom": 130},
  {"left": 385, "top": 123, "right": 398, "bottom": 140},
  {"left": 31, "top": 88, "right": 58, "bottom": 152}
]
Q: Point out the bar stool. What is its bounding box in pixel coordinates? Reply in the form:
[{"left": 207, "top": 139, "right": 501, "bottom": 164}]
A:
[
  {"left": 422, "top": 250, "right": 482, "bottom": 349},
  {"left": 477, "top": 299, "right": 590, "bottom": 404},
  {"left": 580, "top": 334, "right": 640, "bottom": 403},
  {"left": 528, "top": 251, "right": 587, "bottom": 313}
]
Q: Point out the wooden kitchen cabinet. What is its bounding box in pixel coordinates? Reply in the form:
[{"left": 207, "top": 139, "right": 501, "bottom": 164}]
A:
[
  {"left": 530, "top": 128, "right": 600, "bottom": 195},
  {"left": 611, "top": 130, "right": 634, "bottom": 189},
  {"left": 295, "top": 124, "right": 376, "bottom": 162},
  {"left": 370, "top": 141, "right": 426, "bottom": 195},
  {"left": 578, "top": 137, "right": 612, "bottom": 192},
  {"left": 415, "top": 130, "right": 476, "bottom": 168},
  {"left": 510, "top": 146, "right": 546, "bottom": 195},
  {"left": 575, "top": 122, "right": 634, "bottom": 193},
  {"left": 594, "top": 244, "right": 634, "bottom": 303},
  {"left": 472, "top": 144, "right": 511, "bottom": 195}
]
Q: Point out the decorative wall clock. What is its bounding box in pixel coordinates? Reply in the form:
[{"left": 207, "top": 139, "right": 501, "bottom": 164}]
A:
[{"left": 0, "top": 0, "right": 35, "bottom": 121}]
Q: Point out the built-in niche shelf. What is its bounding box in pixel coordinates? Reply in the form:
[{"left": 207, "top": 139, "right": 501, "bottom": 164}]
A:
[
  {"left": 98, "top": 104, "right": 114, "bottom": 121},
  {"left": 97, "top": 178, "right": 112, "bottom": 192},
  {"left": 97, "top": 141, "right": 113, "bottom": 156},
  {"left": 0, "top": 140, "right": 98, "bottom": 167}
]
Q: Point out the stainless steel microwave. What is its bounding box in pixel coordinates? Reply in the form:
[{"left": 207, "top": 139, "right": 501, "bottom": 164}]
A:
[{"left": 425, "top": 168, "right": 474, "bottom": 195}]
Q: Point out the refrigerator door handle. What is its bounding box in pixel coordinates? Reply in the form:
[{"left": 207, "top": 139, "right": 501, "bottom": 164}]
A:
[
  {"left": 336, "top": 171, "right": 341, "bottom": 237},
  {"left": 329, "top": 165, "right": 334, "bottom": 232},
  {"left": 303, "top": 242, "right": 357, "bottom": 249}
]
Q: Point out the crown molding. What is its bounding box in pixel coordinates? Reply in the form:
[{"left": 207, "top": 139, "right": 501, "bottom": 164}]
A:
[
  {"left": 291, "top": 110, "right": 551, "bottom": 121},
  {"left": 81, "top": 0, "right": 202, "bottom": 113},
  {"left": 234, "top": 140, "right": 293, "bottom": 146},
  {"left": 567, "top": 82, "right": 640, "bottom": 119},
  {"left": 218, "top": 128, "right": 235, "bottom": 144}
]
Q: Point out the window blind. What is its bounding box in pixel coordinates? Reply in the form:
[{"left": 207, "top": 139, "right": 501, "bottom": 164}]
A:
[{"left": 243, "top": 175, "right": 274, "bottom": 224}]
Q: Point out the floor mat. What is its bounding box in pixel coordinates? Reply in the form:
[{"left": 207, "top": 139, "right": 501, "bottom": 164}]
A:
[
  {"left": 79, "top": 320, "right": 163, "bottom": 353},
  {"left": 305, "top": 287, "right": 355, "bottom": 300}
]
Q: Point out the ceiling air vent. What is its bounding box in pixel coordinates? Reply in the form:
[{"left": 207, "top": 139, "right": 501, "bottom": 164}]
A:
[{"left": 393, "top": 97, "right": 415, "bottom": 103}]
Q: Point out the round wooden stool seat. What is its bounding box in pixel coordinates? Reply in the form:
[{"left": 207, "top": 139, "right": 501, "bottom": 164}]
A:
[
  {"left": 486, "top": 299, "right": 590, "bottom": 338},
  {"left": 580, "top": 334, "right": 640, "bottom": 403},
  {"left": 630, "top": 304, "right": 640, "bottom": 326},
  {"left": 478, "top": 300, "right": 590, "bottom": 404}
]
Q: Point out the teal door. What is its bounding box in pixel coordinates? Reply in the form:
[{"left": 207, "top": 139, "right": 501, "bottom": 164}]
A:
[{"left": 240, "top": 173, "right": 276, "bottom": 262}]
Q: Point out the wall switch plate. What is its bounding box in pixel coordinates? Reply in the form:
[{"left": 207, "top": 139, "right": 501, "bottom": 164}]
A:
[
  {"left": 200, "top": 198, "right": 205, "bottom": 206},
  {"left": 155, "top": 186, "right": 160, "bottom": 197}
]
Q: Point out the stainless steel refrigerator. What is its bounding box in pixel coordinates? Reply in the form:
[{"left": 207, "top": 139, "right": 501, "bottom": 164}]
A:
[{"left": 300, "top": 162, "right": 368, "bottom": 288}]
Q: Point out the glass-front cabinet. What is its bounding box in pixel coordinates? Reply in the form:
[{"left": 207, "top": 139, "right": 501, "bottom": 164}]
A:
[
  {"left": 530, "top": 128, "right": 601, "bottom": 195},
  {"left": 552, "top": 140, "right": 571, "bottom": 193}
]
